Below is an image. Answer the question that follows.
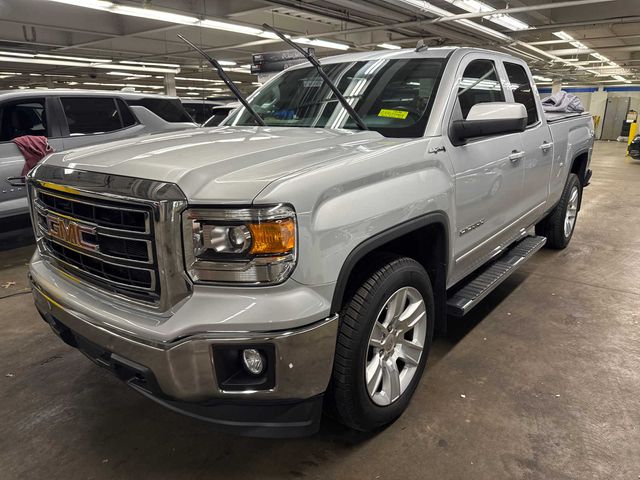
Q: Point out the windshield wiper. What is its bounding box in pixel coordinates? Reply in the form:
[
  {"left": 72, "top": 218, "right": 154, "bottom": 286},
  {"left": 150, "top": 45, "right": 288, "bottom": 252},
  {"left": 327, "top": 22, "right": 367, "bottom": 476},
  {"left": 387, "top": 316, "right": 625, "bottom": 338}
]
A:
[
  {"left": 261, "top": 24, "right": 368, "bottom": 131},
  {"left": 177, "top": 34, "right": 265, "bottom": 127}
]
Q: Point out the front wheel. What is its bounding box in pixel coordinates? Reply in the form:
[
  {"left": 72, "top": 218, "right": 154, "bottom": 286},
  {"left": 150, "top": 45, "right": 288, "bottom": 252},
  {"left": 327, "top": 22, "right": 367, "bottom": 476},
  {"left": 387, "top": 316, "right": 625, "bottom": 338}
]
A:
[
  {"left": 537, "top": 173, "right": 582, "bottom": 249},
  {"left": 327, "top": 254, "right": 434, "bottom": 431}
]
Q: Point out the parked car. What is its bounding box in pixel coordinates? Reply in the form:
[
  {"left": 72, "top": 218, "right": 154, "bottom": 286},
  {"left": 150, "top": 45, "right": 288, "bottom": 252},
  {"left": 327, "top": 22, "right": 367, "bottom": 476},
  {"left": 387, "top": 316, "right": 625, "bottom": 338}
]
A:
[
  {"left": 180, "top": 99, "right": 222, "bottom": 124},
  {"left": 629, "top": 134, "right": 640, "bottom": 159},
  {"left": 202, "top": 102, "right": 239, "bottom": 127},
  {"left": 0, "top": 90, "right": 196, "bottom": 219},
  {"left": 28, "top": 47, "right": 593, "bottom": 437}
]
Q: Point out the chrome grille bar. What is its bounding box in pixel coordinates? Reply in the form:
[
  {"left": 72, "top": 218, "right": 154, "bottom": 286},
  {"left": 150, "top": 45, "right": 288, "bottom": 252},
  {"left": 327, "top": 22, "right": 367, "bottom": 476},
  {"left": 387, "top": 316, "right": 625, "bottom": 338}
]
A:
[{"left": 27, "top": 165, "right": 190, "bottom": 312}]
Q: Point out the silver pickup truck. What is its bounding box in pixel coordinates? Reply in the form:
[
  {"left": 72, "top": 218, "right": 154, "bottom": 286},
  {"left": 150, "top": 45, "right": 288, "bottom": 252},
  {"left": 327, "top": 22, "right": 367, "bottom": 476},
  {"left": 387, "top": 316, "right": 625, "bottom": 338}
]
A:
[
  {"left": 0, "top": 90, "right": 196, "bottom": 219},
  {"left": 27, "top": 47, "right": 593, "bottom": 437}
]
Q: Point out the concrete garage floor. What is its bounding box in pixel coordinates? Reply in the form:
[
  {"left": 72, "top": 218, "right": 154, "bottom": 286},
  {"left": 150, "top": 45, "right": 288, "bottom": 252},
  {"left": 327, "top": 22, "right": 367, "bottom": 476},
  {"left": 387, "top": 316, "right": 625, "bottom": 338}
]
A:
[{"left": 1, "top": 141, "right": 639, "bottom": 480}]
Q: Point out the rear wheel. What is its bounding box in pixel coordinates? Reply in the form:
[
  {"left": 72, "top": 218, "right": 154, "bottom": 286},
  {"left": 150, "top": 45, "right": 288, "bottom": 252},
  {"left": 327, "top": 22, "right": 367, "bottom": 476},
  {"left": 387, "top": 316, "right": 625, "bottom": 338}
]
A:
[
  {"left": 327, "top": 254, "right": 434, "bottom": 431},
  {"left": 537, "top": 173, "right": 582, "bottom": 249}
]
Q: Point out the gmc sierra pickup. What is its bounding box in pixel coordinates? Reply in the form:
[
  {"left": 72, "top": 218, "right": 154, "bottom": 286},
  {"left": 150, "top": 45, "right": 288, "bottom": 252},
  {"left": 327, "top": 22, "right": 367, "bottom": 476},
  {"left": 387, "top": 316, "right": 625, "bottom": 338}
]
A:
[{"left": 27, "top": 46, "right": 593, "bottom": 437}]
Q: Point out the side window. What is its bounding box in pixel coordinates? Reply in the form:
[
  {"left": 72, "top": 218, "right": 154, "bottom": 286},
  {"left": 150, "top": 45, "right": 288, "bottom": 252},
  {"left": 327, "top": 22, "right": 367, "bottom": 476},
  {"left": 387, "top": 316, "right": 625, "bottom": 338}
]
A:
[
  {"left": 125, "top": 98, "right": 193, "bottom": 123},
  {"left": 504, "top": 62, "right": 538, "bottom": 126},
  {"left": 61, "top": 97, "right": 123, "bottom": 135},
  {"left": 0, "top": 99, "right": 48, "bottom": 142},
  {"left": 457, "top": 59, "right": 505, "bottom": 119},
  {"left": 117, "top": 98, "right": 137, "bottom": 128}
]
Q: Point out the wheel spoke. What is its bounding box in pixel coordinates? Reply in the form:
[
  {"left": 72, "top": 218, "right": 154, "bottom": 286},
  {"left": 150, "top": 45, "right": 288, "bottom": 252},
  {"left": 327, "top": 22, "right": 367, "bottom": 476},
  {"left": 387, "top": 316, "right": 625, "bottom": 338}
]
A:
[
  {"left": 385, "top": 288, "right": 408, "bottom": 325},
  {"left": 369, "top": 321, "right": 386, "bottom": 348},
  {"left": 382, "top": 358, "right": 401, "bottom": 402},
  {"left": 366, "top": 355, "right": 383, "bottom": 395},
  {"left": 396, "top": 339, "right": 423, "bottom": 366},
  {"left": 397, "top": 299, "right": 425, "bottom": 333}
]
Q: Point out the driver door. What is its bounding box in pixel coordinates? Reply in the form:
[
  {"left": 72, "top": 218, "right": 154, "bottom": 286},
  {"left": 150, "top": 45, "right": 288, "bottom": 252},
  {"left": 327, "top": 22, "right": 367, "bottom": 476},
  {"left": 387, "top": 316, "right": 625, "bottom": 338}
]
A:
[{"left": 442, "top": 54, "right": 527, "bottom": 283}]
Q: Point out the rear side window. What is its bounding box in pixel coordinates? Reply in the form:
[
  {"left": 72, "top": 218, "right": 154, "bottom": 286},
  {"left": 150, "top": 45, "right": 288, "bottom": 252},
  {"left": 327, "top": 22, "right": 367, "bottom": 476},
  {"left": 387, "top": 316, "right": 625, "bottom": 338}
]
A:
[
  {"left": 125, "top": 98, "right": 192, "bottom": 123},
  {"left": 457, "top": 59, "right": 505, "bottom": 118},
  {"left": 504, "top": 62, "right": 538, "bottom": 126},
  {"left": 0, "top": 99, "right": 48, "bottom": 142},
  {"left": 61, "top": 97, "right": 124, "bottom": 135},
  {"left": 203, "top": 108, "right": 233, "bottom": 127}
]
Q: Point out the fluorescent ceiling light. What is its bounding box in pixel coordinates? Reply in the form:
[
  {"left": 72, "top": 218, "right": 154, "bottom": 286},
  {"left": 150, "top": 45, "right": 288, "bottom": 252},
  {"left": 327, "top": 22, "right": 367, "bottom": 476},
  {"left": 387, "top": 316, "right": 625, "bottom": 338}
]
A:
[
  {"left": 0, "top": 71, "right": 21, "bottom": 76},
  {"left": 612, "top": 75, "right": 630, "bottom": 83},
  {"left": 112, "top": 5, "right": 198, "bottom": 25},
  {"left": 120, "top": 60, "right": 180, "bottom": 68},
  {"left": 106, "top": 71, "right": 151, "bottom": 78},
  {"left": 83, "top": 81, "right": 164, "bottom": 89},
  {"left": 293, "top": 37, "right": 350, "bottom": 50},
  {"left": 36, "top": 53, "right": 111, "bottom": 63},
  {"left": 398, "top": 0, "right": 511, "bottom": 41},
  {"left": 44, "top": 0, "right": 351, "bottom": 51},
  {"left": 443, "top": 0, "right": 529, "bottom": 31},
  {"left": 532, "top": 75, "right": 553, "bottom": 82},
  {"left": 0, "top": 56, "right": 178, "bottom": 73},
  {"left": 175, "top": 76, "right": 224, "bottom": 83},
  {"left": 199, "top": 19, "right": 263, "bottom": 36},
  {"left": 49, "top": 0, "right": 113, "bottom": 9},
  {"left": 185, "top": 92, "right": 201, "bottom": 96},
  {"left": 553, "top": 31, "right": 574, "bottom": 41},
  {"left": 378, "top": 43, "right": 402, "bottom": 50},
  {"left": 0, "top": 50, "right": 34, "bottom": 58}
]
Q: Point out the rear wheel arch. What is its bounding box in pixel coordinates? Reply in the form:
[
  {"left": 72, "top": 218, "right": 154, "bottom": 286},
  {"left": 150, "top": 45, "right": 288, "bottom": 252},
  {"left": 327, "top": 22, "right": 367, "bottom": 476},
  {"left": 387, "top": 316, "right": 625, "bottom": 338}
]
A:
[{"left": 330, "top": 212, "right": 450, "bottom": 333}]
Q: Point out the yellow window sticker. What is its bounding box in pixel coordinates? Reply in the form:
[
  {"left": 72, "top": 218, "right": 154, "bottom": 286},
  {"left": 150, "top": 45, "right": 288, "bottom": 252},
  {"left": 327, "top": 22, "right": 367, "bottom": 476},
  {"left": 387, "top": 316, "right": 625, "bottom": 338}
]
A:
[{"left": 378, "top": 109, "right": 409, "bottom": 119}]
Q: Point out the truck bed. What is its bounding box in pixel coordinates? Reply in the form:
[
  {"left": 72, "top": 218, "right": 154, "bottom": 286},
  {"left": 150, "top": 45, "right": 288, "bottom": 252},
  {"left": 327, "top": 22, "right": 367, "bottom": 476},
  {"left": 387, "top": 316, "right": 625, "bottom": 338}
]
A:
[{"left": 545, "top": 111, "right": 591, "bottom": 124}]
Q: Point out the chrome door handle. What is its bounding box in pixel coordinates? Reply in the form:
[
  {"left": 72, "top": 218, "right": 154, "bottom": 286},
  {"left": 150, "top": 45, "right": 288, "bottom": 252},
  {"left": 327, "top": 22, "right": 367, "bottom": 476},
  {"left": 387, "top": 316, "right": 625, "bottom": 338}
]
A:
[
  {"left": 509, "top": 151, "right": 525, "bottom": 163},
  {"left": 6, "top": 176, "right": 26, "bottom": 187},
  {"left": 539, "top": 142, "right": 553, "bottom": 152}
]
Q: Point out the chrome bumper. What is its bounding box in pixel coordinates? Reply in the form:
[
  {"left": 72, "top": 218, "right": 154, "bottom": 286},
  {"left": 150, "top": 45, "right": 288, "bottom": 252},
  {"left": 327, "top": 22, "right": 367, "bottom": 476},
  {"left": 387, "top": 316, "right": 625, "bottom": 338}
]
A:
[{"left": 31, "top": 280, "right": 339, "bottom": 403}]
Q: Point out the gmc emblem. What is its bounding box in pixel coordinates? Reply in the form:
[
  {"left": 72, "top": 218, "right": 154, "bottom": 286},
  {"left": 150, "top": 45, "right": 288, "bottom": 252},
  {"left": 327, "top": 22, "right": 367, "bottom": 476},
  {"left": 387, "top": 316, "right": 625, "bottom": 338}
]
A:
[{"left": 46, "top": 214, "right": 98, "bottom": 252}]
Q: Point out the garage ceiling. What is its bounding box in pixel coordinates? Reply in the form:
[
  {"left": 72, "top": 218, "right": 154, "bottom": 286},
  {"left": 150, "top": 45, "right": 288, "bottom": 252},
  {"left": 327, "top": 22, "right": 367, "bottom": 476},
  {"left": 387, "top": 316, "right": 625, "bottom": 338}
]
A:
[{"left": 0, "top": 0, "right": 639, "bottom": 96}]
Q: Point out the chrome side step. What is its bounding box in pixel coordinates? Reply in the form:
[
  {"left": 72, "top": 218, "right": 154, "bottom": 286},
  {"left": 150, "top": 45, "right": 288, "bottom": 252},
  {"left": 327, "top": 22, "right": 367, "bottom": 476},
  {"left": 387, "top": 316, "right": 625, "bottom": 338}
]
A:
[{"left": 447, "top": 235, "right": 546, "bottom": 317}]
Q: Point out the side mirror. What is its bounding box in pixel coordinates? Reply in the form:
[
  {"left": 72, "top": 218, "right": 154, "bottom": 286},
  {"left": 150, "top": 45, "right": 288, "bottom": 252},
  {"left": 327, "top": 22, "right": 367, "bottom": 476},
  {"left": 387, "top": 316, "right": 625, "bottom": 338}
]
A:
[{"left": 449, "top": 102, "right": 527, "bottom": 146}]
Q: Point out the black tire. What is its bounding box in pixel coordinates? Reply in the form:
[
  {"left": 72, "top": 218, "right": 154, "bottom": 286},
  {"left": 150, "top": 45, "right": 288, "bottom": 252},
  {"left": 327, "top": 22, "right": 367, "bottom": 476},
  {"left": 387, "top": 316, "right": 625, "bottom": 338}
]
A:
[
  {"left": 327, "top": 254, "right": 434, "bottom": 432},
  {"left": 536, "top": 173, "right": 582, "bottom": 249}
]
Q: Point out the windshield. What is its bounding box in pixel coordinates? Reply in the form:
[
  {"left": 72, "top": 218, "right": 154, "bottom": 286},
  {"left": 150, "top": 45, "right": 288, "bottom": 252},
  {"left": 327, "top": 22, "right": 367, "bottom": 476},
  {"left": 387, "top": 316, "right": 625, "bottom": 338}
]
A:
[{"left": 226, "top": 58, "right": 447, "bottom": 138}]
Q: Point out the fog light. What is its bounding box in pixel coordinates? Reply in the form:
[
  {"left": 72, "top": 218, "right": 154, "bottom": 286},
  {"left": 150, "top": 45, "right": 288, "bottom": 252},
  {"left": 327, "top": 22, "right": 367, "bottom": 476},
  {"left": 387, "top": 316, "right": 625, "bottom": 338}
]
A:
[{"left": 242, "top": 348, "right": 265, "bottom": 375}]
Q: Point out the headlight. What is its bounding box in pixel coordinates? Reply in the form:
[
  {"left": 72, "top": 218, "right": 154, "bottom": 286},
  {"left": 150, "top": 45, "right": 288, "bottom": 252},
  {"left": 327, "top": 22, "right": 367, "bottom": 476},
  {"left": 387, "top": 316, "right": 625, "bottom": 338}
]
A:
[{"left": 182, "top": 205, "right": 297, "bottom": 285}]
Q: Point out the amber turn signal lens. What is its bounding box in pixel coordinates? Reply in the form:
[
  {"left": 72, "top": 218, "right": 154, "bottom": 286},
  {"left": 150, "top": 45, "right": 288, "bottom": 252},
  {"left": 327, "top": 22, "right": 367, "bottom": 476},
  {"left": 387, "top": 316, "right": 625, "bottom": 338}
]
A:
[{"left": 248, "top": 218, "right": 296, "bottom": 255}]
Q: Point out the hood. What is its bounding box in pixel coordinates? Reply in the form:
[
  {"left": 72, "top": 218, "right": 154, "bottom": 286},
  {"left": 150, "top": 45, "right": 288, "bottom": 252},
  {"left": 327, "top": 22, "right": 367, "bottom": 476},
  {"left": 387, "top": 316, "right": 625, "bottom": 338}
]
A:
[{"left": 44, "top": 126, "right": 396, "bottom": 203}]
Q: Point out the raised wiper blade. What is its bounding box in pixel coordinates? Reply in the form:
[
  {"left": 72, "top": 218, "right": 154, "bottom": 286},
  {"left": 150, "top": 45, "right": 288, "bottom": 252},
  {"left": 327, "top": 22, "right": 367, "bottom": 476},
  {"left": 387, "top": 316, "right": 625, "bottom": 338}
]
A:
[
  {"left": 261, "top": 24, "right": 368, "bottom": 131},
  {"left": 177, "top": 34, "right": 265, "bottom": 127}
]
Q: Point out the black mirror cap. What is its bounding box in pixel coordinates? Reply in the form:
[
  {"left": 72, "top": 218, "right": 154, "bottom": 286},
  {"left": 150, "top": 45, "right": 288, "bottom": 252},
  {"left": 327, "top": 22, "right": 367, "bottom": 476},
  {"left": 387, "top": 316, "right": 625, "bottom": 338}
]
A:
[{"left": 449, "top": 116, "right": 527, "bottom": 147}]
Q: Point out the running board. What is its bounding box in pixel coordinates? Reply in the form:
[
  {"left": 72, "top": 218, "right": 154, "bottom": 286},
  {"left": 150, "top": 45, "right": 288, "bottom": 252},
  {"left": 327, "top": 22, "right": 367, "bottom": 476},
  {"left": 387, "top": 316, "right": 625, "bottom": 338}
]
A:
[{"left": 447, "top": 235, "right": 546, "bottom": 317}]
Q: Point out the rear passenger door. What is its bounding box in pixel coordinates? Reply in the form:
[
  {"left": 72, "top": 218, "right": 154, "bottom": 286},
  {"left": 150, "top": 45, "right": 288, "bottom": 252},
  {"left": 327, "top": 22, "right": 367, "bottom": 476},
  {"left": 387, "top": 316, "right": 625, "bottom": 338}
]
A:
[
  {"left": 59, "top": 96, "right": 143, "bottom": 150},
  {"left": 503, "top": 61, "right": 553, "bottom": 213},
  {"left": 0, "top": 97, "right": 64, "bottom": 216},
  {"left": 442, "top": 54, "right": 527, "bottom": 282}
]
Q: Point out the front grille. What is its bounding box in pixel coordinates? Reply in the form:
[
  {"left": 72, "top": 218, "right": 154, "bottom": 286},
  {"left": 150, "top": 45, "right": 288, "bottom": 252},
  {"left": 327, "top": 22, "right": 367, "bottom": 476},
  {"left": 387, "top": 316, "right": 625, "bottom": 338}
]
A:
[{"left": 33, "top": 186, "right": 159, "bottom": 304}]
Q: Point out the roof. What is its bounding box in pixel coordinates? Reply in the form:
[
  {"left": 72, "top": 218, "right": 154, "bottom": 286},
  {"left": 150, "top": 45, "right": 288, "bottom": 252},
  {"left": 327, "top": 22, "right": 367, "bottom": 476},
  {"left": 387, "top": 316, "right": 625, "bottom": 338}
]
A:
[{"left": 0, "top": 89, "right": 181, "bottom": 101}]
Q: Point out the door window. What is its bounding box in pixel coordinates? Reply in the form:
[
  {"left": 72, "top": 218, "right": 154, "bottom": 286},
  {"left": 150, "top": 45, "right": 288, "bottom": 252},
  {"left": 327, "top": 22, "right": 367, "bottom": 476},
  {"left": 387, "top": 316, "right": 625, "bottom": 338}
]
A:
[
  {"left": 457, "top": 59, "right": 505, "bottom": 119},
  {"left": 61, "top": 97, "right": 124, "bottom": 135},
  {"left": 0, "top": 99, "right": 48, "bottom": 142},
  {"left": 125, "top": 98, "right": 193, "bottom": 123},
  {"left": 504, "top": 62, "right": 538, "bottom": 126}
]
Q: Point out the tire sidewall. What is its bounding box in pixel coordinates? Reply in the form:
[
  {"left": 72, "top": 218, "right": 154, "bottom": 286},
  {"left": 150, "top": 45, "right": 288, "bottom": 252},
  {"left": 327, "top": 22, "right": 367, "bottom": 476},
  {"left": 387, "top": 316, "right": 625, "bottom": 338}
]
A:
[
  {"left": 349, "top": 263, "right": 434, "bottom": 428},
  {"left": 561, "top": 174, "right": 582, "bottom": 245}
]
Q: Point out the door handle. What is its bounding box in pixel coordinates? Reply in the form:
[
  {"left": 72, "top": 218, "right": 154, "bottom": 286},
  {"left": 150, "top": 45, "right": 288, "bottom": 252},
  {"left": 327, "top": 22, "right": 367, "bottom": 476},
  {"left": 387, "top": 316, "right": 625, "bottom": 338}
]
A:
[
  {"left": 539, "top": 142, "right": 553, "bottom": 152},
  {"left": 509, "top": 150, "right": 525, "bottom": 163},
  {"left": 6, "top": 176, "right": 26, "bottom": 187}
]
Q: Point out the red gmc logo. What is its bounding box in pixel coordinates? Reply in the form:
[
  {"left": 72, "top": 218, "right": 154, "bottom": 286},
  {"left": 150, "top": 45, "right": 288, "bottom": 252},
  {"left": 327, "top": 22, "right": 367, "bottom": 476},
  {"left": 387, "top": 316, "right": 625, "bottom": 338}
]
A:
[{"left": 46, "top": 214, "right": 98, "bottom": 252}]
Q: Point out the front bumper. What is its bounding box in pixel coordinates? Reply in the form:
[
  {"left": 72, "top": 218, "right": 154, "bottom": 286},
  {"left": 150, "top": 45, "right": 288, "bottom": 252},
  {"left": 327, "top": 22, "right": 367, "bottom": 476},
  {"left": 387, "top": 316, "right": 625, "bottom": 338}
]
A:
[{"left": 31, "top": 277, "right": 339, "bottom": 437}]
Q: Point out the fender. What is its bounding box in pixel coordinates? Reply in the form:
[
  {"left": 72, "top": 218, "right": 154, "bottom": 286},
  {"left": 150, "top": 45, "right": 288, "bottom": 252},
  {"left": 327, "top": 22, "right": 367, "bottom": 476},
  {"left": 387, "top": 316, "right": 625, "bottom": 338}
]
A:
[{"left": 330, "top": 211, "right": 450, "bottom": 316}]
